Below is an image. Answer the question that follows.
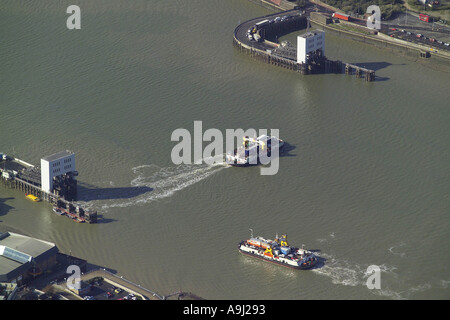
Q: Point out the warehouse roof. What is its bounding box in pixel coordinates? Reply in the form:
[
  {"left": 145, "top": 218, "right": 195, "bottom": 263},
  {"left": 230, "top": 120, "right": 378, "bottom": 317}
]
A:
[
  {"left": 41, "top": 150, "right": 74, "bottom": 162},
  {"left": 0, "top": 232, "right": 58, "bottom": 282}
]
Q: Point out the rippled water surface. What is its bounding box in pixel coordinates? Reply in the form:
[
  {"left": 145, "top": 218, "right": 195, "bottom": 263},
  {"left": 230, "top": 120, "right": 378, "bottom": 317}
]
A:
[{"left": 1, "top": 0, "right": 449, "bottom": 299}]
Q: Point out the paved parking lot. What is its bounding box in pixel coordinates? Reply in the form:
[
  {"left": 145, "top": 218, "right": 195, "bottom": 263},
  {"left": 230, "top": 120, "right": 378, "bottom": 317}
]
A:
[
  {"left": 81, "top": 278, "right": 141, "bottom": 300},
  {"left": 387, "top": 28, "right": 450, "bottom": 51}
]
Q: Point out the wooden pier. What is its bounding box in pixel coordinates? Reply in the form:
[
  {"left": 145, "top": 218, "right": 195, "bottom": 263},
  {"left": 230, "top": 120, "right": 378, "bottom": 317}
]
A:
[
  {"left": 233, "top": 37, "right": 351, "bottom": 77},
  {"left": 345, "top": 63, "right": 376, "bottom": 81}
]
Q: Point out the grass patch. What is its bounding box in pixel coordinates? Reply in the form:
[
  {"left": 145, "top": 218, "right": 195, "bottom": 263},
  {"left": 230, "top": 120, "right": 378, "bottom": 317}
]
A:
[
  {"left": 328, "top": 22, "right": 376, "bottom": 35},
  {"left": 406, "top": 0, "right": 450, "bottom": 23}
]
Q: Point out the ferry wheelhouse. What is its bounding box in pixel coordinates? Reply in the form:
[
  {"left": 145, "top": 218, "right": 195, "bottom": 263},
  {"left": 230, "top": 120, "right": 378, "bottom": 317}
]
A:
[{"left": 226, "top": 135, "right": 284, "bottom": 166}]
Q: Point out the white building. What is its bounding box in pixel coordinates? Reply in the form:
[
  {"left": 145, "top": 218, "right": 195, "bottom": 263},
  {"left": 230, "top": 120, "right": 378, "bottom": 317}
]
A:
[
  {"left": 297, "top": 30, "right": 325, "bottom": 64},
  {"left": 40, "top": 151, "right": 76, "bottom": 193}
]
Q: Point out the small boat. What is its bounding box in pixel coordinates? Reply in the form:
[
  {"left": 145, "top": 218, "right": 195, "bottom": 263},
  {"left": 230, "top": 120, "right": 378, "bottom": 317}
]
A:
[
  {"left": 238, "top": 230, "right": 317, "bottom": 270},
  {"left": 66, "top": 212, "right": 77, "bottom": 220},
  {"left": 75, "top": 217, "right": 85, "bottom": 223},
  {"left": 52, "top": 207, "right": 65, "bottom": 216},
  {"left": 25, "top": 194, "right": 41, "bottom": 202},
  {"left": 51, "top": 203, "right": 94, "bottom": 223},
  {"left": 226, "top": 135, "right": 284, "bottom": 166}
]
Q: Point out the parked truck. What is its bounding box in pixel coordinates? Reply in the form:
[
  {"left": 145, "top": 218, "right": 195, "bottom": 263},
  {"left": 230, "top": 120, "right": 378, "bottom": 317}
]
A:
[
  {"left": 332, "top": 12, "right": 350, "bottom": 21},
  {"left": 419, "top": 14, "right": 430, "bottom": 22}
]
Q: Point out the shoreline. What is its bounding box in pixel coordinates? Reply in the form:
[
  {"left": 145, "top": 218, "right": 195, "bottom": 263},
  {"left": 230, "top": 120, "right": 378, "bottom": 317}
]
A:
[
  {"left": 310, "top": 16, "right": 450, "bottom": 73},
  {"left": 245, "top": 0, "right": 450, "bottom": 73}
]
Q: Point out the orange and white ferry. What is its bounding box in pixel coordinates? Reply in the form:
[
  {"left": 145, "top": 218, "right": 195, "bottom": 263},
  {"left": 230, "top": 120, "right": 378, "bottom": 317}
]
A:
[{"left": 238, "top": 230, "right": 317, "bottom": 270}]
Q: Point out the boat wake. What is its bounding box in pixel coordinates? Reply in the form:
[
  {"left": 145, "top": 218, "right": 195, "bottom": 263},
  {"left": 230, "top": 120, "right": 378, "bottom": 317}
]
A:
[
  {"left": 312, "top": 233, "right": 401, "bottom": 292},
  {"left": 311, "top": 252, "right": 377, "bottom": 287},
  {"left": 80, "top": 157, "right": 230, "bottom": 211},
  {"left": 312, "top": 250, "right": 441, "bottom": 299}
]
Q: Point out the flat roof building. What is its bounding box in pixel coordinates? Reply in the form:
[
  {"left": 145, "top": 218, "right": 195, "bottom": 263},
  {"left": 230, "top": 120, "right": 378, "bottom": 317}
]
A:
[
  {"left": 41, "top": 150, "right": 76, "bottom": 194},
  {"left": 0, "top": 232, "right": 58, "bottom": 285},
  {"left": 297, "top": 30, "right": 325, "bottom": 64},
  {"left": 40, "top": 150, "right": 78, "bottom": 201}
]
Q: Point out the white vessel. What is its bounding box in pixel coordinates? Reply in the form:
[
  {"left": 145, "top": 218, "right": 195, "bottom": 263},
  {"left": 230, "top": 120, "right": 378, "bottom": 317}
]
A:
[{"left": 226, "top": 135, "right": 284, "bottom": 166}]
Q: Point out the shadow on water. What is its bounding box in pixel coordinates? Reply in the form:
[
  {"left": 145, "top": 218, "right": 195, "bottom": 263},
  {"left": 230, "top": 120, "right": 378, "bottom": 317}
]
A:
[
  {"left": 280, "top": 142, "right": 296, "bottom": 158},
  {"left": 373, "top": 76, "right": 390, "bottom": 82},
  {"left": 95, "top": 214, "right": 118, "bottom": 224},
  {"left": 77, "top": 184, "right": 153, "bottom": 202},
  {"left": 0, "top": 197, "right": 14, "bottom": 218},
  {"left": 350, "top": 61, "right": 392, "bottom": 71}
]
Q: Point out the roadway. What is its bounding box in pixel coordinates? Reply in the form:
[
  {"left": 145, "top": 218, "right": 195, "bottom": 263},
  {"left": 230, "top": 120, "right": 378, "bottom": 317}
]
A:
[
  {"left": 234, "top": 2, "right": 450, "bottom": 62},
  {"left": 234, "top": 8, "right": 304, "bottom": 52},
  {"left": 306, "top": 2, "right": 450, "bottom": 49}
]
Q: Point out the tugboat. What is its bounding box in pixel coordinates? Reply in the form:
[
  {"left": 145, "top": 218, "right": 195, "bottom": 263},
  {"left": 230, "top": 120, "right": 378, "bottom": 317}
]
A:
[
  {"left": 226, "top": 135, "right": 284, "bottom": 166},
  {"left": 238, "top": 230, "right": 317, "bottom": 270}
]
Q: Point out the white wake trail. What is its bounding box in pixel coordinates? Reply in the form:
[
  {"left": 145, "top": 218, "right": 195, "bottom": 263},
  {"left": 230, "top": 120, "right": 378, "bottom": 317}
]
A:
[{"left": 81, "top": 157, "right": 230, "bottom": 211}]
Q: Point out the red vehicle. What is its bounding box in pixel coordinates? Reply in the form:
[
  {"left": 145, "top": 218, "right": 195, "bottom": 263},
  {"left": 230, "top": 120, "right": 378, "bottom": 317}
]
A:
[
  {"left": 332, "top": 12, "right": 350, "bottom": 21},
  {"left": 419, "top": 14, "right": 430, "bottom": 22}
]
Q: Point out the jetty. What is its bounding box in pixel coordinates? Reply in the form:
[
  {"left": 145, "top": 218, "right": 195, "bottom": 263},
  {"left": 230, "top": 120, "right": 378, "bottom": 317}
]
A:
[
  {"left": 1, "top": 151, "right": 97, "bottom": 223},
  {"left": 233, "top": 8, "right": 376, "bottom": 81}
]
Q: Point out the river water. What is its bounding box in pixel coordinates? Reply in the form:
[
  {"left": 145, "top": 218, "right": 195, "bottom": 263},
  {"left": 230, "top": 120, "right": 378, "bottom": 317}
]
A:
[{"left": 1, "top": 0, "right": 449, "bottom": 299}]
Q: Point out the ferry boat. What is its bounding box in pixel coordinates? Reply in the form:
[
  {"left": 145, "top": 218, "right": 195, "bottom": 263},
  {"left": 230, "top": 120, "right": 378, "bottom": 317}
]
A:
[
  {"left": 238, "top": 231, "right": 317, "bottom": 270},
  {"left": 226, "top": 135, "right": 284, "bottom": 166},
  {"left": 25, "top": 194, "right": 41, "bottom": 202}
]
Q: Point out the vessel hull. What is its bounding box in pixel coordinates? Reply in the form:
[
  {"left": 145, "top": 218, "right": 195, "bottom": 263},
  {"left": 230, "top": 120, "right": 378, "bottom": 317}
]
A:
[
  {"left": 239, "top": 247, "right": 316, "bottom": 270},
  {"left": 227, "top": 162, "right": 256, "bottom": 167}
]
